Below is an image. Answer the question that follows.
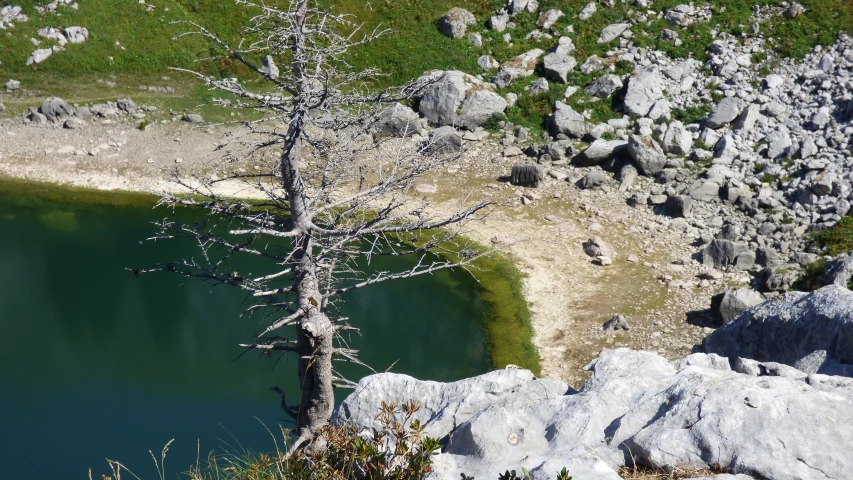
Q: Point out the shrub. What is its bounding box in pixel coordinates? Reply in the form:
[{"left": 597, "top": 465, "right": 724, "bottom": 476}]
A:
[
  {"left": 671, "top": 105, "right": 711, "bottom": 125},
  {"left": 792, "top": 258, "right": 828, "bottom": 292},
  {"left": 809, "top": 216, "right": 853, "bottom": 256},
  {"left": 98, "top": 401, "right": 439, "bottom": 480},
  {"left": 760, "top": 173, "right": 778, "bottom": 185}
]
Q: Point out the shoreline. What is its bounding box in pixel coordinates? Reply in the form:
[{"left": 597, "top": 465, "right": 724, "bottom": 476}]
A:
[
  {"left": 0, "top": 118, "right": 728, "bottom": 387},
  {"left": 0, "top": 173, "right": 542, "bottom": 376}
]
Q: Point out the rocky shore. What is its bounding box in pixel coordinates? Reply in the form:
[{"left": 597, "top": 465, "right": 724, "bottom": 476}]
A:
[{"left": 336, "top": 286, "right": 853, "bottom": 480}]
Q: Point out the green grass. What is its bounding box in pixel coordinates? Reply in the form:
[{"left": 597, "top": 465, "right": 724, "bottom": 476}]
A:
[
  {"left": 795, "top": 216, "right": 853, "bottom": 291},
  {"left": 2, "top": 0, "right": 852, "bottom": 129},
  {"left": 810, "top": 216, "right": 853, "bottom": 256},
  {"left": 671, "top": 105, "right": 711, "bottom": 124},
  {"left": 767, "top": 0, "right": 853, "bottom": 58},
  {"left": 760, "top": 172, "right": 778, "bottom": 185},
  {"left": 0, "top": 0, "right": 255, "bottom": 77}
]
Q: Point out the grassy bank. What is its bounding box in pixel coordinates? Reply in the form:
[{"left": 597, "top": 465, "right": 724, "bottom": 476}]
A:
[
  {"left": 0, "top": 177, "right": 541, "bottom": 374},
  {"left": 3, "top": 1, "right": 852, "bottom": 129}
]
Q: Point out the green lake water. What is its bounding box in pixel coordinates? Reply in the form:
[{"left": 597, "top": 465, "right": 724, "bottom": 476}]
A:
[{"left": 0, "top": 185, "right": 490, "bottom": 479}]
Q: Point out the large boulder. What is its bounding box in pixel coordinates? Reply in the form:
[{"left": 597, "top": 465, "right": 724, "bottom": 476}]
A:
[
  {"left": 575, "top": 139, "right": 627, "bottom": 166},
  {"left": 375, "top": 103, "right": 422, "bottom": 138},
  {"left": 38, "top": 97, "right": 73, "bottom": 122},
  {"left": 417, "top": 71, "right": 506, "bottom": 129},
  {"left": 336, "top": 348, "right": 853, "bottom": 480},
  {"left": 732, "top": 103, "right": 760, "bottom": 131},
  {"left": 457, "top": 90, "right": 508, "bottom": 129},
  {"left": 766, "top": 130, "right": 793, "bottom": 159},
  {"left": 662, "top": 121, "right": 693, "bottom": 155},
  {"left": 492, "top": 49, "right": 544, "bottom": 88},
  {"left": 536, "top": 9, "right": 564, "bottom": 29},
  {"left": 818, "top": 252, "right": 853, "bottom": 288},
  {"left": 262, "top": 55, "right": 280, "bottom": 79},
  {"left": 687, "top": 180, "right": 721, "bottom": 202},
  {"left": 63, "top": 117, "right": 85, "bottom": 129},
  {"left": 597, "top": 23, "right": 631, "bottom": 43},
  {"left": 420, "top": 126, "right": 463, "bottom": 154},
  {"left": 704, "top": 285, "right": 853, "bottom": 370},
  {"left": 665, "top": 195, "right": 693, "bottom": 218},
  {"left": 627, "top": 135, "right": 666, "bottom": 176},
  {"left": 64, "top": 26, "right": 89, "bottom": 44},
  {"left": 488, "top": 12, "right": 510, "bottom": 31},
  {"left": 542, "top": 50, "right": 577, "bottom": 83},
  {"left": 333, "top": 368, "right": 571, "bottom": 440},
  {"left": 710, "top": 287, "right": 765, "bottom": 325},
  {"left": 702, "top": 238, "right": 751, "bottom": 270},
  {"left": 507, "top": 0, "right": 535, "bottom": 15},
  {"left": 623, "top": 67, "right": 664, "bottom": 117},
  {"left": 613, "top": 351, "right": 853, "bottom": 479},
  {"left": 583, "top": 236, "right": 614, "bottom": 258},
  {"left": 585, "top": 74, "right": 623, "bottom": 98},
  {"left": 437, "top": 8, "right": 476, "bottom": 39},
  {"left": 26, "top": 48, "right": 53, "bottom": 65},
  {"left": 511, "top": 163, "right": 545, "bottom": 187},
  {"left": 548, "top": 101, "right": 589, "bottom": 138},
  {"left": 706, "top": 97, "right": 743, "bottom": 129},
  {"left": 116, "top": 98, "right": 138, "bottom": 114},
  {"left": 578, "top": 170, "right": 609, "bottom": 189},
  {"left": 664, "top": 4, "right": 698, "bottom": 26},
  {"left": 578, "top": 1, "right": 596, "bottom": 20}
]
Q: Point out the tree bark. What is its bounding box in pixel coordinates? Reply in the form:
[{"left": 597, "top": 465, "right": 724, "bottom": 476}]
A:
[
  {"left": 284, "top": 1, "right": 335, "bottom": 438},
  {"left": 291, "top": 234, "right": 335, "bottom": 437}
]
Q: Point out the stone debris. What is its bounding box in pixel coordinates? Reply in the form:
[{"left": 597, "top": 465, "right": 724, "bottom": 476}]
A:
[{"left": 0, "top": 5, "right": 28, "bottom": 29}]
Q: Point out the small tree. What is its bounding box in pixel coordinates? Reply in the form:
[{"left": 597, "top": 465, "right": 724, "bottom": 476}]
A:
[{"left": 142, "top": 0, "right": 494, "bottom": 447}]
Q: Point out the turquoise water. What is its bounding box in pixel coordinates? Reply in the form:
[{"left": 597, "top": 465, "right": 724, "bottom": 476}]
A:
[{"left": 0, "top": 188, "right": 490, "bottom": 478}]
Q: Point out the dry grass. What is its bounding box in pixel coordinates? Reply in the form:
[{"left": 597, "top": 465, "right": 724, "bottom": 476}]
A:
[{"left": 619, "top": 466, "right": 727, "bottom": 479}]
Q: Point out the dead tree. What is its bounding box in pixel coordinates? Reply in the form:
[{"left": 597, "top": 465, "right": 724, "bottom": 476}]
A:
[{"left": 139, "top": 0, "right": 495, "bottom": 446}]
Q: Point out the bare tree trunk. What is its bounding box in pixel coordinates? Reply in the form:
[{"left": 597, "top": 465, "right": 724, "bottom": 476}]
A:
[
  {"left": 292, "top": 235, "right": 335, "bottom": 438},
  {"left": 152, "top": 0, "right": 499, "bottom": 446},
  {"left": 281, "top": 0, "right": 335, "bottom": 438}
]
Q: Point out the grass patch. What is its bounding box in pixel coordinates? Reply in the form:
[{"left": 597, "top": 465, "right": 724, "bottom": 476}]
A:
[
  {"left": 796, "top": 216, "right": 853, "bottom": 291},
  {"left": 809, "top": 216, "right": 853, "bottom": 256},
  {"left": 0, "top": 0, "right": 258, "bottom": 78},
  {"left": 671, "top": 104, "right": 711, "bottom": 124},
  {"left": 766, "top": 0, "right": 853, "bottom": 59},
  {"left": 3, "top": 0, "right": 852, "bottom": 129},
  {"left": 760, "top": 172, "right": 778, "bottom": 184},
  {"left": 502, "top": 81, "right": 564, "bottom": 136},
  {"left": 2, "top": 0, "right": 851, "bottom": 86}
]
